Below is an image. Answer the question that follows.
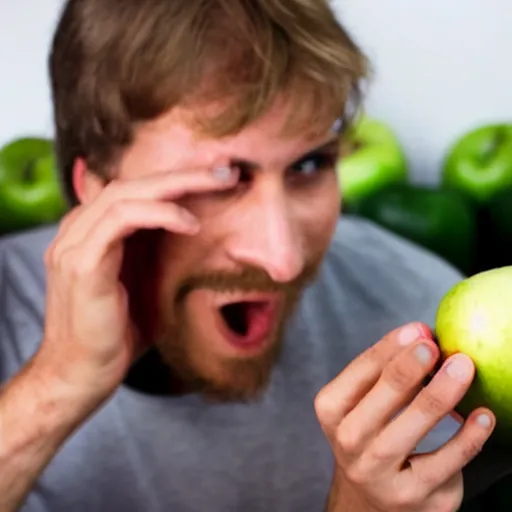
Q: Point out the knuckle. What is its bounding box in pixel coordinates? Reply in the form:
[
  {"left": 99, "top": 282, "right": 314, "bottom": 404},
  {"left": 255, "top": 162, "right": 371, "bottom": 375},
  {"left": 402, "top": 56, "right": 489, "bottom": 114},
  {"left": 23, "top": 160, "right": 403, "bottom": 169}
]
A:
[
  {"left": 55, "top": 247, "right": 93, "bottom": 279},
  {"left": 369, "top": 442, "right": 397, "bottom": 465},
  {"left": 363, "top": 336, "right": 401, "bottom": 368},
  {"left": 336, "top": 423, "right": 363, "bottom": 455},
  {"left": 344, "top": 463, "right": 369, "bottom": 486},
  {"left": 356, "top": 345, "right": 385, "bottom": 373},
  {"left": 416, "top": 387, "right": 448, "bottom": 416},
  {"left": 460, "top": 436, "right": 483, "bottom": 464},
  {"left": 314, "top": 388, "right": 337, "bottom": 424},
  {"left": 56, "top": 208, "right": 76, "bottom": 231},
  {"left": 56, "top": 246, "right": 74, "bottom": 270},
  {"left": 415, "top": 467, "right": 440, "bottom": 490},
  {"left": 106, "top": 199, "right": 131, "bottom": 223},
  {"left": 365, "top": 343, "right": 382, "bottom": 362},
  {"left": 49, "top": 245, "right": 67, "bottom": 270},
  {"left": 70, "top": 260, "right": 96, "bottom": 280},
  {"left": 393, "top": 486, "right": 421, "bottom": 509},
  {"left": 383, "top": 358, "right": 418, "bottom": 391}
]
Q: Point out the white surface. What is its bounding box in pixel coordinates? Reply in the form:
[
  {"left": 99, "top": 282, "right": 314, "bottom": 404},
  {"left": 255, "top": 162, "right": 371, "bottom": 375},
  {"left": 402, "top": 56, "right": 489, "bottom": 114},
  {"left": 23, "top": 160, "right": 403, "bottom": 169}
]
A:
[
  {"left": 335, "top": 0, "right": 512, "bottom": 183},
  {"left": 0, "top": 0, "right": 511, "bottom": 182},
  {"left": 0, "top": 1, "right": 63, "bottom": 146}
]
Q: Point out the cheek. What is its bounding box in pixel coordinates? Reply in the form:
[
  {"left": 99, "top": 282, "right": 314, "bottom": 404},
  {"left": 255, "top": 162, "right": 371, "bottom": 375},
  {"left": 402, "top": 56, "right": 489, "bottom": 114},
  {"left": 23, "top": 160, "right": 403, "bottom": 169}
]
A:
[
  {"left": 168, "top": 175, "right": 340, "bottom": 271},
  {"left": 156, "top": 227, "right": 220, "bottom": 298},
  {"left": 296, "top": 177, "right": 341, "bottom": 249},
  {"left": 178, "top": 191, "right": 239, "bottom": 226}
]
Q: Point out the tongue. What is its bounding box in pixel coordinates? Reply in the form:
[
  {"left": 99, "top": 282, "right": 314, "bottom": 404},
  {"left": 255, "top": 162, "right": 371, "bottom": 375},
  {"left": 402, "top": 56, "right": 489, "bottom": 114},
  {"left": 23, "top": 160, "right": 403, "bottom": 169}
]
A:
[
  {"left": 245, "top": 303, "right": 272, "bottom": 343},
  {"left": 224, "top": 302, "right": 273, "bottom": 346}
]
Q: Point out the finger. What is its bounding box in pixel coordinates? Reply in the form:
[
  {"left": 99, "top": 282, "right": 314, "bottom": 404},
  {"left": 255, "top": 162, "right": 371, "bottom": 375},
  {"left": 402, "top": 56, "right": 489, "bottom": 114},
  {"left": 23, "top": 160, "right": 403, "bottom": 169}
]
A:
[
  {"left": 408, "top": 407, "right": 495, "bottom": 494},
  {"left": 57, "top": 206, "right": 83, "bottom": 231},
  {"left": 57, "top": 199, "right": 199, "bottom": 290},
  {"left": 105, "top": 164, "right": 239, "bottom": 201},
  {"left": 338, "top": 338, "right": 439, "bottom": 451},
  {"left": 372, "top": 353, "right": 475, "bottom": 465},
  {"left": 314, "top": 322, "right": 430, "bottom": 437},
  {"left": 54, "top": 164, "right": 239, "bottom": 255},
  {"left": 44, "top": 206, "right": 85, "bottom": 266},
  {"left": 450, "top": 410, "right": 465, "bottom": 423}
]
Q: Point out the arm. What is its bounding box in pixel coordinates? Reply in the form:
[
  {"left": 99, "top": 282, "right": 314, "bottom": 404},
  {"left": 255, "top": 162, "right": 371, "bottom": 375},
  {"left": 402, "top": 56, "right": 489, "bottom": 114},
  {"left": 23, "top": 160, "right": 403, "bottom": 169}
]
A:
[
  {"left": 0, "top": 355, "right": 100, "bottom": 512},
  {"left": 315, "top": 322, "right": 494, "bottom": 512},
  {"left": 0, "top": 162, "right": 239, "bottom": 511}
]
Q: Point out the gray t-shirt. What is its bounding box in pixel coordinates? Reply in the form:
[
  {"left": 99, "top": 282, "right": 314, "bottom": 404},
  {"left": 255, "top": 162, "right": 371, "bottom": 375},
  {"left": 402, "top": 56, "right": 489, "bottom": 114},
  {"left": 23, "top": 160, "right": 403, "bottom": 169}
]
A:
[{"left": 0, "top": 215, "right": 488, "bottom": 511}]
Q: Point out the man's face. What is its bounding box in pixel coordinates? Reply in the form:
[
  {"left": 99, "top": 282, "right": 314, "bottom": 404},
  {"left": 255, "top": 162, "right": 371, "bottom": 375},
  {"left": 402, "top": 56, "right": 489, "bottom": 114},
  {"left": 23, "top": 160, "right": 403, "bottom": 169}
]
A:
[{"left": 104, "top": 100, "right": 341, "bottom": 400}]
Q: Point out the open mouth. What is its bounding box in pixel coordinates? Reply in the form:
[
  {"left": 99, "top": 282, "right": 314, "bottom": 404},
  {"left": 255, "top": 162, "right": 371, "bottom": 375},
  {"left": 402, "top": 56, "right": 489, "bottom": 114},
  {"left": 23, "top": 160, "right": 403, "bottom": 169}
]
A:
[{"left": 218, "top": 300, "right": 276, "bottom": 348}]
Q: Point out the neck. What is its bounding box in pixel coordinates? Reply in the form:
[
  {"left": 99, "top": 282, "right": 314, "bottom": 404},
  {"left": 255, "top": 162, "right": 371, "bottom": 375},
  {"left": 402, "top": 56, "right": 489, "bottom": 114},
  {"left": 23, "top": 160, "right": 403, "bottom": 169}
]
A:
[{"left": 123, "top": 347, "right": 192, "bottom": 396}]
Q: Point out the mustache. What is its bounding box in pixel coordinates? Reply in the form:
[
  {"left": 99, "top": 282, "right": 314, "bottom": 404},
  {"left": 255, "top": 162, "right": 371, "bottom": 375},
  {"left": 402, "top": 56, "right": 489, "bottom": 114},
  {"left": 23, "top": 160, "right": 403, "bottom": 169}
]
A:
[{"left": 175, "top": 263, "right": 319, "bottom": 302}]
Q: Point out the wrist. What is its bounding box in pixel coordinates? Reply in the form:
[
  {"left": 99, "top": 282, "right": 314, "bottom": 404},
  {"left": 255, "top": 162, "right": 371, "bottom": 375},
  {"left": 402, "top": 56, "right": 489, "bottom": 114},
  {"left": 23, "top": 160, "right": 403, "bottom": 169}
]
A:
[
  {"left": 2, "top": 349, "right": 111, "bottom": 441},
  {"left": 0, "top": 352, "right": 108, "bottom": 511},
  {"left": 325, "top": 471, "right": 373, "bottom": 512},
  {"left": 34, "top": 339, "right": 125, "bottom": 404}
]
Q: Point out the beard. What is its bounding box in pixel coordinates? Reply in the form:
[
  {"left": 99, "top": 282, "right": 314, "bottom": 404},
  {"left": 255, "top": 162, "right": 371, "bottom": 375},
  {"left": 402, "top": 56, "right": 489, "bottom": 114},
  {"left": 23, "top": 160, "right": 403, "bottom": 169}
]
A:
[
  {"left": 154, "top": 309, "right": 285, "bottom": 402},
  {"left": 122, "top": 229, "right": 322, "bottom": 402},
  {"left": 154, "top": 263, "right": 320, "bottom": 402}
]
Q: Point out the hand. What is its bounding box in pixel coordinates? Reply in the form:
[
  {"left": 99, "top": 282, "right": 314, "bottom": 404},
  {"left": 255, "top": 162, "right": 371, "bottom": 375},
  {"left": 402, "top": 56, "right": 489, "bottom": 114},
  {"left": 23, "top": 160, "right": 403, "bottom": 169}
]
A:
[
  {"left": 315, "top": 322, "right": 495, "bottom": 512},
  {"left": 35, "top": 164, "right": 238, "bottom": 402}
]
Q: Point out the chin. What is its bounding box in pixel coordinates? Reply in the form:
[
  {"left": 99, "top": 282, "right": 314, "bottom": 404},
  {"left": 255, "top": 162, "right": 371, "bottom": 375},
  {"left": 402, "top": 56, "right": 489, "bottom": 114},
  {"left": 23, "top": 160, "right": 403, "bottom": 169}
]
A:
[
  {"left": 154, "top": 264, "right": 310, "bottom": 401},
  {"left": 155, "top": 296, "right": 292, "bottom": 402},
  {"left": 198, "top": 347, "right": 281, "bottom": 403},
  {"left": 159, "top": 337, "right": 283, "bottom": 403}
]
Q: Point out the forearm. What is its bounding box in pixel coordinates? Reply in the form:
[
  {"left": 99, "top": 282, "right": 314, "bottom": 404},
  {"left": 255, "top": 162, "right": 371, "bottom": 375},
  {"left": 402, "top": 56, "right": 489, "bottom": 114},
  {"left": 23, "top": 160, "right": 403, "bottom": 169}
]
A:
[{"left": 0, "top": 356, "right": 98, "bottom": 511}]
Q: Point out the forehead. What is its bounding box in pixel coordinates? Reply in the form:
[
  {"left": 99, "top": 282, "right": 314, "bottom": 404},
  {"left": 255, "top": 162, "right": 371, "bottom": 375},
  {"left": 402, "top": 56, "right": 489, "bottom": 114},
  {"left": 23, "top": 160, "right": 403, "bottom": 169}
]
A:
[{"left": 120, "top": 100, "right": 338, "bottom": 177}]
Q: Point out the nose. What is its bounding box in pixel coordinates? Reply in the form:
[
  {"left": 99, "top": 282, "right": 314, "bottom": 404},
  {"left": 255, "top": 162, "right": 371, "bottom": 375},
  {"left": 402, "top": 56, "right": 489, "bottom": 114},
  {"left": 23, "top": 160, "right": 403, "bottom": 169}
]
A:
[{"left": 226, "top": 191, "right": 305, "bottom": 283}]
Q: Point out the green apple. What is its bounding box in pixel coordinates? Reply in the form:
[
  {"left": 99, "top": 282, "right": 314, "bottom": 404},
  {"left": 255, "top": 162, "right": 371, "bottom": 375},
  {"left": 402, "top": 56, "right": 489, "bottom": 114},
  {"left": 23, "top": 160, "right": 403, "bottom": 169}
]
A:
[
  {"left": 435, "top": 266, "right": 512, "bottom": 444},
  {"left": 473, "top": 187, "right": 512, "bottom": 272},
  {"left": 336, "top": 116, "right": 408, "bottom": 211},
  {"left": 442, "top": 123, "right": 512, "bottom": 205},
  {"left": 0, "top": 137, "right": 67, "bottom": 235},
  {"left": 356, "top": 183, "right": 477, "bottom": 275}
]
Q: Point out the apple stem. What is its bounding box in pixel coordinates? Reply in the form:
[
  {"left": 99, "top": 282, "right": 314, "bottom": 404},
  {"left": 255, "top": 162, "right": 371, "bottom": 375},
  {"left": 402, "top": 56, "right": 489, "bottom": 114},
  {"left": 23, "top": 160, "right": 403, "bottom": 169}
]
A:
[
  {"left": 342, "top": 139, "right": 364, "bottom": 156},
  {"left": 22, "top": 162, "right": 35, "bottom": 183},
  {"left": 478, "top": 128, "right": 507, "bottom": 167}
]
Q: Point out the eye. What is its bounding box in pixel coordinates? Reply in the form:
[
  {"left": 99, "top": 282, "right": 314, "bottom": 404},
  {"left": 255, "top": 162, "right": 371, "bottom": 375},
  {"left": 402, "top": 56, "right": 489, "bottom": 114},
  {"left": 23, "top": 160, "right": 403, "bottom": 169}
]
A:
[
  {"left": 237, "top": 164, "right": 253, "bottom": 184},
  {"left": 289, "top": 152, "right": 338, "bottom": 179}
]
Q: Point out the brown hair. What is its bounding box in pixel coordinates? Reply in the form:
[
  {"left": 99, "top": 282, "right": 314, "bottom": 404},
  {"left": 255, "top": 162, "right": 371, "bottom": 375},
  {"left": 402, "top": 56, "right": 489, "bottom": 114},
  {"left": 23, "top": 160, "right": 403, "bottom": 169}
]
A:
[{"left": 49, "top": 0, "right": 369, "bottom": 205}]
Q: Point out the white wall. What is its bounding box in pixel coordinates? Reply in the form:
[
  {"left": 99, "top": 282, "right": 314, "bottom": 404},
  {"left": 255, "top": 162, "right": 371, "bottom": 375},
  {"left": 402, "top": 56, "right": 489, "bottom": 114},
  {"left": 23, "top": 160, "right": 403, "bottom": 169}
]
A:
[
  {"left": 335, "top": 0, "right": 512, "bottom": 183},
  {"left": 0, "top": 0, "right": 510, "bottom": 183},
  {"left": 0, "top": 1, "right": 63, "bottom": 147}
]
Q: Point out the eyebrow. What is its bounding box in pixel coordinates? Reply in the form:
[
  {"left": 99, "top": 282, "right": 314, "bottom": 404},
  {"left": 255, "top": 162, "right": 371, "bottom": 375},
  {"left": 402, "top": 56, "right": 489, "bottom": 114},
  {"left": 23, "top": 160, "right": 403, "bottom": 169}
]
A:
[{"left": 229, "top": 135, "right": 341, "bottom": 172}]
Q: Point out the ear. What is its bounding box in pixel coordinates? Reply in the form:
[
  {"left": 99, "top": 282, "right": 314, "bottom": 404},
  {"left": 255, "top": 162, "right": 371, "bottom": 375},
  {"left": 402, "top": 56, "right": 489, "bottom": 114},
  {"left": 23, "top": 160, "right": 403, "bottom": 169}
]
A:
[{"left": 72, "top": 157, "right": 107, "bottom": 204}]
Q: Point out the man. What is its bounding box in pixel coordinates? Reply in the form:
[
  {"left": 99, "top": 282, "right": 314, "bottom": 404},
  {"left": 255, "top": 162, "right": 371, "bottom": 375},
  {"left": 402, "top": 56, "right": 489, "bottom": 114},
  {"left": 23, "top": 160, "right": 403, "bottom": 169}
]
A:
[{"left": 0, "top": 1, "right": 507, "bottom": 511}]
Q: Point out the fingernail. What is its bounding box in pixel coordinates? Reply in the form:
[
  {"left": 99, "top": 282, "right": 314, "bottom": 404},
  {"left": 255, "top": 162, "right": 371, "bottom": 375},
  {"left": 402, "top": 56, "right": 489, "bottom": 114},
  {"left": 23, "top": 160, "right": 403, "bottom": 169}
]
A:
[
  {"left": 445, "top": 354, "right": 473, "bottom": 382},
  {"left": 331, "top": 118, "right": 343, "bottom": 133},
  {"left": 476, "top": 413, "right": 492, "bottom": 428},
  {"left": 212, "top": 166, "right": 234, "bottom": 182},
  {"left": 414, "top": 343, "right": 432, "bottom": 366},
  {"left": 398, "top": 324, "right": 423, "bottom": 345}
]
